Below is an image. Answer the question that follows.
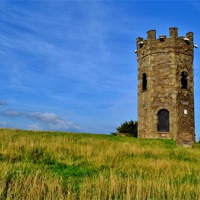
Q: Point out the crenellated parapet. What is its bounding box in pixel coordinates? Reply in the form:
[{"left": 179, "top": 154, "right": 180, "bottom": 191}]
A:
[{"left": 136, "top": 27, "right": 194, "bottom": 60}]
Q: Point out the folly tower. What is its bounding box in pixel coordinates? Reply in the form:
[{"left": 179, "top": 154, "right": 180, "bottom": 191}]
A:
[{"left": 136, "top": 27, "right": 195, "bottom": 147}]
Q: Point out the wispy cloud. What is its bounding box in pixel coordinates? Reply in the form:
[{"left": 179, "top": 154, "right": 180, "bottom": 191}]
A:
[
  {"left": 27, "top": 123, "right": 42, "bottom": 131},
  {"left": 0, "top": 100, "right": 7, "bottom": 106},
  {"left": 1, "top": 110, "right": 21, "bottom": 117},
  {"left": 1, "top": 110, "right": 80, "bottom": 131},
  {"left": 0, "top": 122, "right": 10, "bottom": 128}
]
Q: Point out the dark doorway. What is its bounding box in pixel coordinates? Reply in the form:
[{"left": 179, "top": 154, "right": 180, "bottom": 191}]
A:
[{"left": 157, "top": 109, "right": 169, "bottom": 132}]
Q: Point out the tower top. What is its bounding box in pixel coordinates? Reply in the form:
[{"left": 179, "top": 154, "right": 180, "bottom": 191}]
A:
[
  {"left": 136, "top": 27, "right": 194, "bottom": 56},
  {"left": 137, "top": 27, "right": 193, "bottom": 44}
]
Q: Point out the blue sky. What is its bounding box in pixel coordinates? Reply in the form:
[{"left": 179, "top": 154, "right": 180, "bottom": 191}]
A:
[{"left": 0, "top": 0, "right": 200, "bottom": 139}]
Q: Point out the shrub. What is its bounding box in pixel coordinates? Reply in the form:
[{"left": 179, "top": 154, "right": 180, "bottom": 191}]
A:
[{"left": 116, "top": 120, "right": 137, "bottom": 137}]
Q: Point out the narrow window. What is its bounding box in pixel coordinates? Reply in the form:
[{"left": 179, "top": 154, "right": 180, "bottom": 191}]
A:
[
  {"left": 181, "top": 71, "right": 188, "bottom": 89},
  {"left": 157, "top": 109, "right": 169, "bottom": 132},
  {"left": 142, "top": 73, "right": 147, "bottom": 91}
]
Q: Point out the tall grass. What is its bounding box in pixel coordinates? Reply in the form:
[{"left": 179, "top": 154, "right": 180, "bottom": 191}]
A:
[{"left": 1, "top": 128, "right": 200, "bottom": 199}]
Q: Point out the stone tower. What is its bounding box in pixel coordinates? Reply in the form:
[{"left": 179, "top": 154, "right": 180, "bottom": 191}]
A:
[{"left": 136, "top": 27, "right": 195, "bottom": 147}]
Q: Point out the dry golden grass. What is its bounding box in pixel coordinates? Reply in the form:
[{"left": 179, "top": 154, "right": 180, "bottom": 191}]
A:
[{"left": 1, "top": 128, "right": 200, "bottom": 199}]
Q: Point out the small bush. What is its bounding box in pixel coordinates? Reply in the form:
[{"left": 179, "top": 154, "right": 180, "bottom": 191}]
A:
[{"left": 116, "top": 120, "right": 137, "bottom": 137}]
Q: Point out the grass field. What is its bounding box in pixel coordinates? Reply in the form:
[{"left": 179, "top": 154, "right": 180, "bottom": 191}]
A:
[{"left": 1, "top": 129, "right": 200, "bottom": 199}]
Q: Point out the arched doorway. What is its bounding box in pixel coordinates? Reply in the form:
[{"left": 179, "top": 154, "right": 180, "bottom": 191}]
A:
[{"left": 157, "top": 109, "right": 169, "bottom": 132}]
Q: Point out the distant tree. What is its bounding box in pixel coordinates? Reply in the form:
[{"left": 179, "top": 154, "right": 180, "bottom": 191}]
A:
[{"left": 116, "top": 120, "right": 138, "bottom": 137}]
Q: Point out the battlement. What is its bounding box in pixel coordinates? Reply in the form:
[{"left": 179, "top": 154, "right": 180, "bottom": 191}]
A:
[
  {"left": 137, "top": 27, "right": 193, "bottom": 48},
  {"left": 136, "top": 27, "right": 194, "bottom": 57}
]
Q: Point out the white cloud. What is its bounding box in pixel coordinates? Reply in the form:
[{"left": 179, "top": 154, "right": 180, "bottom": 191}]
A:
[
  {"left": 49, "top": 120, "right": 80, "bottom": 131},
  {"left": 2, "top": 110, "right": 23, "bottom": 117},
  {"left": 1, "top": 110, "right": 80, "bottom": 131},
  {"left": 27, "top": 123, "right": 42, "bottom": 131},
  {"left": 27, "top": 112, "right": 63, "bottom": 124}
]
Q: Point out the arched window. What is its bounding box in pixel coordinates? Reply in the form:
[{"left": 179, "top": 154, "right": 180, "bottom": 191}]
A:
[
  {"left": 181, "top": 71, "right": 188, "bottom": 89},
  {"left": 157, "top": 109, "right": 169, "bottom": 132},
  {"left": 142, "top": 73, "right": 147, "bottom": 91}
]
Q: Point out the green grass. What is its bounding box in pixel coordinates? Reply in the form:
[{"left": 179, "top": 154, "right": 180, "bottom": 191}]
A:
[{"left": 1, "top": 128, "right": 200, "bottom": 199}]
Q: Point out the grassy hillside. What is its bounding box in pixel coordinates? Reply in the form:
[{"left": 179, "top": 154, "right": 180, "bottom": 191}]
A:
[{"left": 1, "top": 129, "right": 200, "bottom": 199}]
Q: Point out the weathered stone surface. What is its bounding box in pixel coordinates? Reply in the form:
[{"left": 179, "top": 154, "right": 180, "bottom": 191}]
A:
[
  {"left": 177, "top": 133, "right": 195, "bottom": 148},
  {"left": 136, "top": 27, "right": 195, "bottom": 147}
]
